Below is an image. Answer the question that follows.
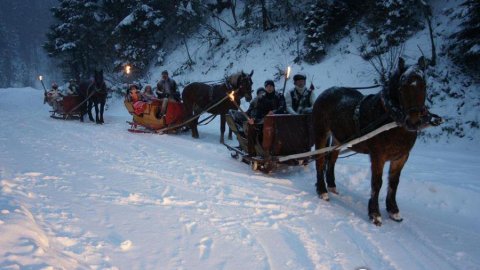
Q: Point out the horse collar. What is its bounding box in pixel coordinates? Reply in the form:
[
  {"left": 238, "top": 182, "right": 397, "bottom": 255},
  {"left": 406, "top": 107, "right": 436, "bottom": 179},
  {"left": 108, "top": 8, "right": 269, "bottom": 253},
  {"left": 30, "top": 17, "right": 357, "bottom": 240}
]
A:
[
  {"left": 353, "top": 96, "right": 367, "bottom": 136},
  {"left": 225, "top": 77, "right": 233, "bottom": 90},
  {"left": 381, "top": 87, "right": 405, "bottom": 125}
]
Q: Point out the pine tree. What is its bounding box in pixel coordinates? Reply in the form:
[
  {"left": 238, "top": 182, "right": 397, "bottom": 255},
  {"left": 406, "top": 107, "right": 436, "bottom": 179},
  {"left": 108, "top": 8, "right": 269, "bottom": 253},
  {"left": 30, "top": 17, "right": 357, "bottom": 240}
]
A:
[
  {"left": 303, "top": 0, "right": 353, "bottom": 63},
  {"left": 304, "top": 0, "right": 329, "bottom": 62},
  {"left": 364, "top": 0, "right": 424, "bottom": 58},
  {"left": 111, "top": 1, "right": 166, "bottom": 75},
  {"left": 449, "top": 0, "right": 480, "bottom": 76},
  {"left": 44, "top": 0, "right": 107, "bottom": 78}
]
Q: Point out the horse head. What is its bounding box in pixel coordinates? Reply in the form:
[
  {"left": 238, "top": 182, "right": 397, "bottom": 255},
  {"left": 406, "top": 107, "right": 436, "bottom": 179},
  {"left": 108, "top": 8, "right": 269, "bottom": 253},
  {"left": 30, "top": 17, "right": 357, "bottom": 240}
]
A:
[
  {"left": 229, "top": 70, "right": 253, "bottom": 102},
  {"left": 93, "top": 70, "right": 106, "bottom": 91},
  {"left": 384, "top": 57, "right": 427, "bottom": 132}
]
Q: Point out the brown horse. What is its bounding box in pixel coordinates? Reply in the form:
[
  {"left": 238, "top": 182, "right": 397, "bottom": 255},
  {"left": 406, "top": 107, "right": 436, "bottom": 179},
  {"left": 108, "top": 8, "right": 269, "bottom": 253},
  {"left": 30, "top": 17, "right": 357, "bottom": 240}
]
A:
[
  {"left": 78, "top": 70, "right": 108, "bottom": 124},
  {"left": 312, "top": 57, "right": 431, "bottom": 226},
  {"left": 182, "top": 71, "right": 254, "bottom": 143}
]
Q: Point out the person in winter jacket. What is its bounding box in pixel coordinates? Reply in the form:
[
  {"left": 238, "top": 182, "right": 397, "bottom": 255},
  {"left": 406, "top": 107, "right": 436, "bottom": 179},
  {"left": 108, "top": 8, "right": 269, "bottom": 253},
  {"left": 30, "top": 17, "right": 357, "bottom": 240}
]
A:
[
  {"left": 285, "top": 73, "right": 315, "bottom": 114},
  {"left": 246, "top": 80, "right": 286, "bottom": 155},
  {"left": 47, "top": 82, "right": 63, "bottom": 111},
  {"left": 249, "top": 80, "right": 286, "bottom": 123},
  {"left": 156, "top": 70, "right": 180, "bottom": 115},
  {"left": 66, "top": 79, "right": 78, "bottom": 95},
  {"left": 142, "top": 85, "right": 155, "bottom": 101}
]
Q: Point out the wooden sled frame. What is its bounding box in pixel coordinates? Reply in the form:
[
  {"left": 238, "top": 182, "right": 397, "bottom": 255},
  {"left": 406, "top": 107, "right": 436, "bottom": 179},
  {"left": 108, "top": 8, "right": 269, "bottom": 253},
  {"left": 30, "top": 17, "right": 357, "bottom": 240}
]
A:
[{"left": 224, "top": 113, "right": 314, "bottom": 173}]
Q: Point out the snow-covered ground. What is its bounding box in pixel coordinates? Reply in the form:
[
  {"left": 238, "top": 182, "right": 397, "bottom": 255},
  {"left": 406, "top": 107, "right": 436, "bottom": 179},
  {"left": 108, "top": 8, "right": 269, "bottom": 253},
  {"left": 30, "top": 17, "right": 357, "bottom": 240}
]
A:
[{"left": 1, "top": 87, "right": 479, "bottom": 269}]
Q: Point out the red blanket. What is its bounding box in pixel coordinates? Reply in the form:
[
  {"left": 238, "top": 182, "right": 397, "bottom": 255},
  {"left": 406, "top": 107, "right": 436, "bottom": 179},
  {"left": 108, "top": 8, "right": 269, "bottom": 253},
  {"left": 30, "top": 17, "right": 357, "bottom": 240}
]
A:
[{"left": 133, "top": 101, "right": 147, "bottom": 115}]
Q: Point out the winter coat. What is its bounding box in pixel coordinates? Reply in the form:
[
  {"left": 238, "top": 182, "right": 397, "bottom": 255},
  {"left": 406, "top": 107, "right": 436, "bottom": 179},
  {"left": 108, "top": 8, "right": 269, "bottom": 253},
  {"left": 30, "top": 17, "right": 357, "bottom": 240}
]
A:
[
  {"left": 285, "top": 87, "right": 314, "bottom": 114},
  {"left": 66, "top": 83, "right": 78, "bottom": 95},
  {"left": 254, "top": 91, "right": 286, "bottom": 121},
  {"left": 156, "top": 78, "right": 179, "bottom": 100}
]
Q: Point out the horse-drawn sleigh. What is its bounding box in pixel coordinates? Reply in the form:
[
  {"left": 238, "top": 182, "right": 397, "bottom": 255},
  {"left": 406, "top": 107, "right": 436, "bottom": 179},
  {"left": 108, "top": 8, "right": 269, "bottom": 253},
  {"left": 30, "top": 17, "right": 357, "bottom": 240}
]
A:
[
  {"left": 47, "top": 94, "right": 84, "bottom": 120},
  {"left": 124, "top": 98, "right": 186, "bottom": 133},
  {"left": 225, "top": 113, "right": 314, "bottom": 173},
  {"left": 44, "top": 70, "right": 109, "bottom": 123}
]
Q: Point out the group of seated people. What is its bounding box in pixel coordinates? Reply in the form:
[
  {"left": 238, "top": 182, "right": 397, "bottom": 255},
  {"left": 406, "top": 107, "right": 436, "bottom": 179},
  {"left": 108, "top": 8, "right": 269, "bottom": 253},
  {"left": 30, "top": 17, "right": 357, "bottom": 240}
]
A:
[
  {"left": 126, "top": 70, "right": 180, "bottom": 117},
  {"left": 46, "top": 79, "right": 79, "bottom": 111},
  {"left": 246, "top": 73, "right": 314, "bottom": 123},
  {"left": 232, "top": 73, "right": 315, "bottom": 155}
]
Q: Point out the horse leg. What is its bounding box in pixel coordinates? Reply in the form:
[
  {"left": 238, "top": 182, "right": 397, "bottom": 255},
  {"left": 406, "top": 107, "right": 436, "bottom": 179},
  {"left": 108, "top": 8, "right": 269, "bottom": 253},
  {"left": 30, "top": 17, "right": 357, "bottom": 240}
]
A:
[
  {"left": 368, "top": 154, "right": 386, "bottom": 226},
  {"left": 99, "top": 100, "right": 105, "bottom": 124},
  {"left": 220, "top": 114, "right": 226, "bottom": 144},
  {"left": 88, "top": 100, "right": 95, "bottom": 122},
  {"left": 94, "top": 101, "right": 101, "bottom": 124},
  {"left": 325, "top": 149, "right": 340, "bottom": 195},
  {"left": 315, "top": 131, "right": 330, "bottom": 201},
  {"left": 79, "top": 105, "right": 85, "bottom": 122},
  {"left": 386, "top": 154, "right": 409, "bottom": 222},
  {"left": 192, "top": 118, "right": 199, "bottom": 138}
]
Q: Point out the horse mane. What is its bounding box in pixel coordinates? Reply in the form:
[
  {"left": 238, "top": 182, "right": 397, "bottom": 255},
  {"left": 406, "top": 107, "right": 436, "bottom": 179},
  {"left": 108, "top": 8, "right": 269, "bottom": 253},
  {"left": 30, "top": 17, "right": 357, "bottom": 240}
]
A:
[{"left": 227, "top": 71, "right": 244, "bottom": 88}]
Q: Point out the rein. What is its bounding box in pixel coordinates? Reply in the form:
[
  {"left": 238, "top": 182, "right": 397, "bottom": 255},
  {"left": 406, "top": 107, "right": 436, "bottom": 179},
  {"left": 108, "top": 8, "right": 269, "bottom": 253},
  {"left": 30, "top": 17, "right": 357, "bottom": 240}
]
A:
[
  {"left": 157, "top": 89, "right": 238, "bottom": 134},
  {"left": 342, "top": 84, "right": 382, "bottom": 90}
]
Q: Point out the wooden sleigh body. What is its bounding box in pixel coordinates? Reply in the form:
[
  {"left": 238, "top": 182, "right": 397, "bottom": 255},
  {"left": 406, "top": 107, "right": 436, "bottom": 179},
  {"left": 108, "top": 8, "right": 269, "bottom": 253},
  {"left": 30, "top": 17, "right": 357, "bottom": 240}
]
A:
[
  {"left": 225, "top": 113, "right": 314, "bottom": 173},
  {"left": 47, "top": 95, "right": 84, "bottom": 120},
  {"left": 124, "top": 98, "right": 186, "bottom": 133}
]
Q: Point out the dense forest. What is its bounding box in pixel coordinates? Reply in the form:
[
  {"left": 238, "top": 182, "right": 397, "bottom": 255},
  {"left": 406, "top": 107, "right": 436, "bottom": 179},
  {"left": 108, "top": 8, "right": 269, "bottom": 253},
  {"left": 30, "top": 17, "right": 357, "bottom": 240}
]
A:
[
  {"left": 0, "top": 0, "right": 57, "bottom": 87},
  {"left": 39, "top": 0, "right": 478, "bottom": 81}
]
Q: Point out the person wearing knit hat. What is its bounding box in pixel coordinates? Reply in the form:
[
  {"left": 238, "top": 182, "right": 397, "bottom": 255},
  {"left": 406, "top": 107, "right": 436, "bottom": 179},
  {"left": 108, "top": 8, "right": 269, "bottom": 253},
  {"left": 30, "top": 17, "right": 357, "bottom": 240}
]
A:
[
  {"left": 245, "top": 80, "right": 286, "bottom": 155},
  {"left": 246, "top": 87, "right": 267, "bottom": 119},
  {"left": 249, "top": 79, "right": 286, "bottom": 123},
  {"left": 285, "top": 73, "right": 315, "bottom": 114},
  {"left": 264, "top": 80, "right": 275, "bottom": 88}
]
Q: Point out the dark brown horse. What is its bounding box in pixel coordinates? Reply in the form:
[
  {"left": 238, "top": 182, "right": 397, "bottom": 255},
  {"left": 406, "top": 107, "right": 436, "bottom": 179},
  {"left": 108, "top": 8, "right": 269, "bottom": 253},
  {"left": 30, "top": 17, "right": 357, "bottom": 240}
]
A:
[
  {"left": 78, "top": 70, "right": 108, "bottom": 124},
  {"left": 312, "top": 57, "right": 431, "bottom": 226},
  {"left": 182, "top": 71, "right": 254, "bottom": 143}
]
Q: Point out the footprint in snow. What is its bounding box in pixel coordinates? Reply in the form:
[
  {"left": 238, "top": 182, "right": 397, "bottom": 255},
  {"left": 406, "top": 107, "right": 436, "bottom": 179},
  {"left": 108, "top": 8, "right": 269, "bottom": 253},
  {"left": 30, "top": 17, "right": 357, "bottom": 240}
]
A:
[
  {"left": 120, "top": 240, "right": 133, "bottom": 251},
  {"left": 198, "top": 237, "right": 212, "bottom": 259}
]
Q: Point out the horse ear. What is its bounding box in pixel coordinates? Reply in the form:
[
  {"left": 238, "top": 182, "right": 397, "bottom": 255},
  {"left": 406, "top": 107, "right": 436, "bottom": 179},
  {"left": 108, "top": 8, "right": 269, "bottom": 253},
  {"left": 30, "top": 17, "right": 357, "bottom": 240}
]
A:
[
  {"left": 417, "top": 56, "right": 427, "bottom": 70},
  {"left": 398, "top": 57, "right": 405, "bottom": 72},
  {"left": 249, "top": 70, "right": 254, "bottom": 77}
]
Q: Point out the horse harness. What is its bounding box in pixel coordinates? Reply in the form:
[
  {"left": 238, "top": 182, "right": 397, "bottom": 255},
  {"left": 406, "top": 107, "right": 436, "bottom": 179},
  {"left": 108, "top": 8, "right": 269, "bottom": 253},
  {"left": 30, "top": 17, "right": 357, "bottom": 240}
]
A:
[{"left": 208, "top": 77, "right": 235, "bottom": 103}]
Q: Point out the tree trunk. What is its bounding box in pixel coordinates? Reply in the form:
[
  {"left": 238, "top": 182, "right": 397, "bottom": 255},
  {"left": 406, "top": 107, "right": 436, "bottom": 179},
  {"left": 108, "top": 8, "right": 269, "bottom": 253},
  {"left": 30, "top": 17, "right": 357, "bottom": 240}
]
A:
[
  {"left": 231, "top": 0, "right": 237, "bottom": 25},
  {"left": 260, "top": 0, "right": 274, "bottom": 31}
]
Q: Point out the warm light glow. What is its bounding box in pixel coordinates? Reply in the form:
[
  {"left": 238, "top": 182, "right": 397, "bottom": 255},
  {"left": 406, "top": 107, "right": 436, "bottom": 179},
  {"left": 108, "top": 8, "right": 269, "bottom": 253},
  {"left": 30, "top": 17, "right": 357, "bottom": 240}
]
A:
[
  {"left": 228, "top": 91, "right": 235, "bottom": 101},
  {"left": 286, "top": 66, "right": 291, "bottom": 79},
  {"left": 38, "top": 75, "right": 43, "bottom": 81},
  {"left": 125, "top": 65, "right": 131, "bottom": 75}
]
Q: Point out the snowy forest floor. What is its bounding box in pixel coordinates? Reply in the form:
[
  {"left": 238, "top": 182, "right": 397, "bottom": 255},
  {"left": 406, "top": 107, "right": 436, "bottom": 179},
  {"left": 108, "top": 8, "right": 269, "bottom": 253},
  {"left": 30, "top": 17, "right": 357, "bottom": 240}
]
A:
[{"left": 0, "top": 88, "right": 479, "bottom": 269}]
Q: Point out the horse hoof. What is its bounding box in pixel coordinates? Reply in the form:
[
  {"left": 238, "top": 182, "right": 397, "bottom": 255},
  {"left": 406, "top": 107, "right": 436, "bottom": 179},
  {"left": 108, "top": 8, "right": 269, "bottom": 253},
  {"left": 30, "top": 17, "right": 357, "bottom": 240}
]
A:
[
  {"left": 389, "top": 212, "right": 403, "bottom": 222},
  {"left": 319, "top": 193, "right": 330, "bottom": 201},
  {"left": 370, "top": 215, "right": 382, "bottom": 226},
  {"left": 328, "top": 187, "right": 339, "bottom": 195}
]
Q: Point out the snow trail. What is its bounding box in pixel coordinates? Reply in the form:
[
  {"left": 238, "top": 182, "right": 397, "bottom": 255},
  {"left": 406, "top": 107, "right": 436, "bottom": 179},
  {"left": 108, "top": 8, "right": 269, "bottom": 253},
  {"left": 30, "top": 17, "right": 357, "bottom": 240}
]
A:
[{"left": 1, "top": 88, "right": 479, "bottom": 269}]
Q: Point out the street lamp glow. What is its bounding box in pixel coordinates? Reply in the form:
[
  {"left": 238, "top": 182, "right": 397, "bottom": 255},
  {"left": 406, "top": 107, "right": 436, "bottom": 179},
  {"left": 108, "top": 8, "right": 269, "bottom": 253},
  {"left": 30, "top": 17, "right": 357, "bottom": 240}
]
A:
[
  {"left": 38, "top": 75, "right": 43, "bottom": 81},
  {"left": 125, "top": 65, "right": 131, "bottom": 75}
]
